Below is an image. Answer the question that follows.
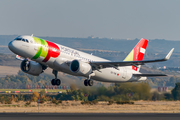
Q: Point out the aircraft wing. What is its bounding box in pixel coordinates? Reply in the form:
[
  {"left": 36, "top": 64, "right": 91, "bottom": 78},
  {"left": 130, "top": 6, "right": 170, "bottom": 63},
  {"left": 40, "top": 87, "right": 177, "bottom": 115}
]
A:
[
  {"left": 133, "top": 74, "right": 167, "bottom": 77},
  {"left": 90, "top": 48, "right": 174, "bottom": 70}
]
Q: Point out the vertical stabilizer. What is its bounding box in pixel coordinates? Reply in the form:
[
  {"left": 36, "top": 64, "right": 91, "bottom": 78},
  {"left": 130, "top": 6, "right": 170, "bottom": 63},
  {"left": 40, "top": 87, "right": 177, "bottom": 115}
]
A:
[{"left": 124, "top": 38, "right": 148, "bottom": 71}]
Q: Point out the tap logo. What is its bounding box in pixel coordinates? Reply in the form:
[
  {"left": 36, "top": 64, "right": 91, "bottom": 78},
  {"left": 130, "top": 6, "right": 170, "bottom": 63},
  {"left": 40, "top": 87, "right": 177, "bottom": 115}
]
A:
[{"left": 32, "top": 37, "right": 60, "bottom": 62}]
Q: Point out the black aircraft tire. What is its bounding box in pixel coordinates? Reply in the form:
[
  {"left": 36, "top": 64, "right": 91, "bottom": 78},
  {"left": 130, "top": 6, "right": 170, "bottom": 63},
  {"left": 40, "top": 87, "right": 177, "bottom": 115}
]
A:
[
  {"left": 56, "top": 79, "right": 61, "bottom": 86},
  {"left": 84, "top": 79, "right": 88, "bottom": 86},
  {"left": 88, "top": 80, "right": 93, "bottom": 86},
  {"left": 51, "top": 79, "right": 56, "bottom": 86}
]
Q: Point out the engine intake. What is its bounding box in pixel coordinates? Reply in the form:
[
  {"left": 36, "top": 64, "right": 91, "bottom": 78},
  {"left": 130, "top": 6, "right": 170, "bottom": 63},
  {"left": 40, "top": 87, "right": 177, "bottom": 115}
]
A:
[
  {"left": 70, "top": 60, "right": 92, "bottom": 76},
  {"left": 21, "top": 60, "right": 43, "bottom": 76}
]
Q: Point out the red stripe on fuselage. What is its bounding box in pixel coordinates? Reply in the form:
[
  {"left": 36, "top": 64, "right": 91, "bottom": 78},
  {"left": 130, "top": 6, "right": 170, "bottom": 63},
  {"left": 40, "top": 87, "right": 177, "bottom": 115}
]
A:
[{"left": 43, "top": 41, "right": 60, "bottom": 62}]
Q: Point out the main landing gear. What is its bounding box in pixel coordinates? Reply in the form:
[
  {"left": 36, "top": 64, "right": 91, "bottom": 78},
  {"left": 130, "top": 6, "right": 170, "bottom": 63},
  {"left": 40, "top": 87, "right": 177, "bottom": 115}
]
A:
[
  {"left": 84, "top": 79, "right": 93, "bottom": 86},
  {"left": 51, "top": 70, "right": 61, "bottom": 86},
  {"left": 84, "top": 73, "right": 95, "bottom": 86}
]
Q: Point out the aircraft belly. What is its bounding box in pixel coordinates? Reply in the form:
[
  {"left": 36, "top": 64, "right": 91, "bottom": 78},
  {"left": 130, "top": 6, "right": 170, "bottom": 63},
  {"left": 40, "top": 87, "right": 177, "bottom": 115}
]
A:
[{"left": 91, "top": 68, "right": 132, "bottom": 82}]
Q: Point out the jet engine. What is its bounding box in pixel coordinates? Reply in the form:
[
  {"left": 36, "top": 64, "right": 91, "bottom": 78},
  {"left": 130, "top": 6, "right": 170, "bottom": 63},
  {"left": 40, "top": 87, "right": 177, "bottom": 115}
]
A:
[
  {"left": 70, "top": 60, "right": 92, "bottom": 76},
  {"left": 20, "top": 60, "right": 44, "bottom": 76}
]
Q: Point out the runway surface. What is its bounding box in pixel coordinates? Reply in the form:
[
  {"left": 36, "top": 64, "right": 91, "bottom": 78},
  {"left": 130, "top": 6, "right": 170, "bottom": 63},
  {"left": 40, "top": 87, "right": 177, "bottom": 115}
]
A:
[{"left": 0, "top": 113, "right": 180, "bottom": 120}]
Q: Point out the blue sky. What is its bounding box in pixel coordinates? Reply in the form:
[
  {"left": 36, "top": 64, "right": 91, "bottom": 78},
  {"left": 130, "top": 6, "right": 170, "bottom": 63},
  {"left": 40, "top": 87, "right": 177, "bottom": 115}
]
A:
[{"left": 0, "top": 0, "right": 180, "bottom": 40}]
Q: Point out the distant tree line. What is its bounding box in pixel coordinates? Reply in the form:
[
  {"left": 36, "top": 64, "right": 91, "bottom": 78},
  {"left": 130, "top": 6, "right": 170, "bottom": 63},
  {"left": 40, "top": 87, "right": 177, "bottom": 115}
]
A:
[
  {"left": 146, "top": 76, "right": 180, "bottom": 88},
  {"left": 0, "top": 71, "right": 54, "bottom": 89},
  {"left": 1, "top": 70, "right": 180, "bottom": 89},
  {"left": 1, "top": 82, "right": 180, "bottom": 104}
]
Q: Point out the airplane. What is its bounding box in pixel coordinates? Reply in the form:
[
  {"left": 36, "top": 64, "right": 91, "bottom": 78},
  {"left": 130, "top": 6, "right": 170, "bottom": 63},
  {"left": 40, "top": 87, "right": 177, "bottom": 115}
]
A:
[{"left": 8, "top": 35, "right": 174, "bottom": 86}]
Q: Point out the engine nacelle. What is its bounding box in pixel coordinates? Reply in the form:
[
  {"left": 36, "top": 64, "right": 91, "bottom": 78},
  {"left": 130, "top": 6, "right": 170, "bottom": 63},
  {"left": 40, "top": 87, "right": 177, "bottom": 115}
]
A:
[
  {"left": 21, "top": 60, "right": 43, "bottom": 76},
  {"left": 70, "top": 60, "right": 92, "bottom": 76}
]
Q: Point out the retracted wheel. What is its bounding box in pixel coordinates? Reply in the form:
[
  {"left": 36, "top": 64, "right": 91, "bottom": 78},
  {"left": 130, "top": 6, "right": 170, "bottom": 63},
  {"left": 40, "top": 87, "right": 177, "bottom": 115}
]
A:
[{"left": 88, "top": 80, "right": 93, "bottom": 86}]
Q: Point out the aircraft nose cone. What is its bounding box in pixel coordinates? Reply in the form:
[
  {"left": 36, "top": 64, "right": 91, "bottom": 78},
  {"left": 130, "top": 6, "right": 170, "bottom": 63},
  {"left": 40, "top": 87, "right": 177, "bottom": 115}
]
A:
[{"left": 8, "top": 41, "right": 16, "bottom": 52}]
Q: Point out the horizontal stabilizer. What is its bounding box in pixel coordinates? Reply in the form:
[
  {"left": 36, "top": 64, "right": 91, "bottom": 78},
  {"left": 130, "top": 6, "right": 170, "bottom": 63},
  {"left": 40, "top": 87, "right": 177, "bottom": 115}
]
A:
[{"left": 133, "top": 74, "right": 167, "bottom": 77}]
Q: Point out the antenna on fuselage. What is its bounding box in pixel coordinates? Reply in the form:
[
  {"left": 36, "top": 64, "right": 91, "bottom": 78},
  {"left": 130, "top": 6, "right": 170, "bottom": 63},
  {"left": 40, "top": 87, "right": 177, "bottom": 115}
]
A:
[{"left": 31, "top": 34, "right": 33, "bottom": 37}]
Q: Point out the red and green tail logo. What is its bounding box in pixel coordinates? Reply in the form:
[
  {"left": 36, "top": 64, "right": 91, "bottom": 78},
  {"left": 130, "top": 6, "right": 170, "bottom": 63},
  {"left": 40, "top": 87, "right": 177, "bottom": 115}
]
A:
[
  {"left": 124, "top": 38, "right": 148, "bottom": 71},
  {"left": 32, "top": 37, "right": 60, "bottom": 62}
]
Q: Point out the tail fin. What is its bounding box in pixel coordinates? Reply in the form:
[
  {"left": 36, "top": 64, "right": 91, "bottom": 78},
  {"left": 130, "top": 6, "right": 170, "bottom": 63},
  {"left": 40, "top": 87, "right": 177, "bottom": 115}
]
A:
[{"left": 124, "top": 38, "right": 149, "bottom": 71}]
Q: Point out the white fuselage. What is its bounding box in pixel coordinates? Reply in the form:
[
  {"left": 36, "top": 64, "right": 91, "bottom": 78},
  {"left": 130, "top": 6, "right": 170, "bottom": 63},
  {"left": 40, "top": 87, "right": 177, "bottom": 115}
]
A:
[{"left": 8, "top": 35, "right": 146, "bottom": 83}]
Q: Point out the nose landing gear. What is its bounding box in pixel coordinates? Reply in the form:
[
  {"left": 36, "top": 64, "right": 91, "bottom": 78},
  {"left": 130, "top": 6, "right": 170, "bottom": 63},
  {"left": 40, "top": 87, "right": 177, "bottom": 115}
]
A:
[
  {"left": 51, "top": 70, "right": 61, "bottom": 86},
  {"left": 51, "top": 79, "right": 61, "bottom": 86}
]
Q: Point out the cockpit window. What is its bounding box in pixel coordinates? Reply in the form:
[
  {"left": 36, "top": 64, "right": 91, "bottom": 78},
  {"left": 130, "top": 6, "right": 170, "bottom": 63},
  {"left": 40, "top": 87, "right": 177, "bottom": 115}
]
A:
[
  {"left": 14, "top": 37, "right": 29, "bottom": 43},
  {"left": 14, "top": 38, "right": 22, "bottom": 41}
]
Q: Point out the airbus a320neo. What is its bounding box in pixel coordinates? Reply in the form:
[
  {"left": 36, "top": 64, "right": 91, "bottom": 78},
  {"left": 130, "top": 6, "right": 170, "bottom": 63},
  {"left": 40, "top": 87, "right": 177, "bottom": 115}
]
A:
[{"left": 8, "top": 35, "right": 174, "bottom": 86}]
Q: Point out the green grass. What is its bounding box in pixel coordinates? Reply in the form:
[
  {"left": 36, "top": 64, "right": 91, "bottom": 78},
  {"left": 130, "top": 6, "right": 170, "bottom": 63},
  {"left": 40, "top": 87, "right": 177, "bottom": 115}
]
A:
[{"left": 0, "top": 89, "right": 67, "bottom": 93}]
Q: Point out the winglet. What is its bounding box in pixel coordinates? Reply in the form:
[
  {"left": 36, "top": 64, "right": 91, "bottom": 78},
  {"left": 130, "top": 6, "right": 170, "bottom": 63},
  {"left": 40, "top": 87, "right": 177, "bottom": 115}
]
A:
[{"left": 164, "top": 48, "right": 174, "bottom": 60}]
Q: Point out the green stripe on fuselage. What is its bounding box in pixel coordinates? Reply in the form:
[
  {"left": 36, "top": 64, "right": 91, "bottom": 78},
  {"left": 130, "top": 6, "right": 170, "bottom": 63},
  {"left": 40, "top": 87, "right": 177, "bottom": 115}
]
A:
[
  {"left": 40, "top": 38, "right": 48, "bottom": 57},
  {"left": 32, "top": 37, "right": 48, "bottom": 60}
]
